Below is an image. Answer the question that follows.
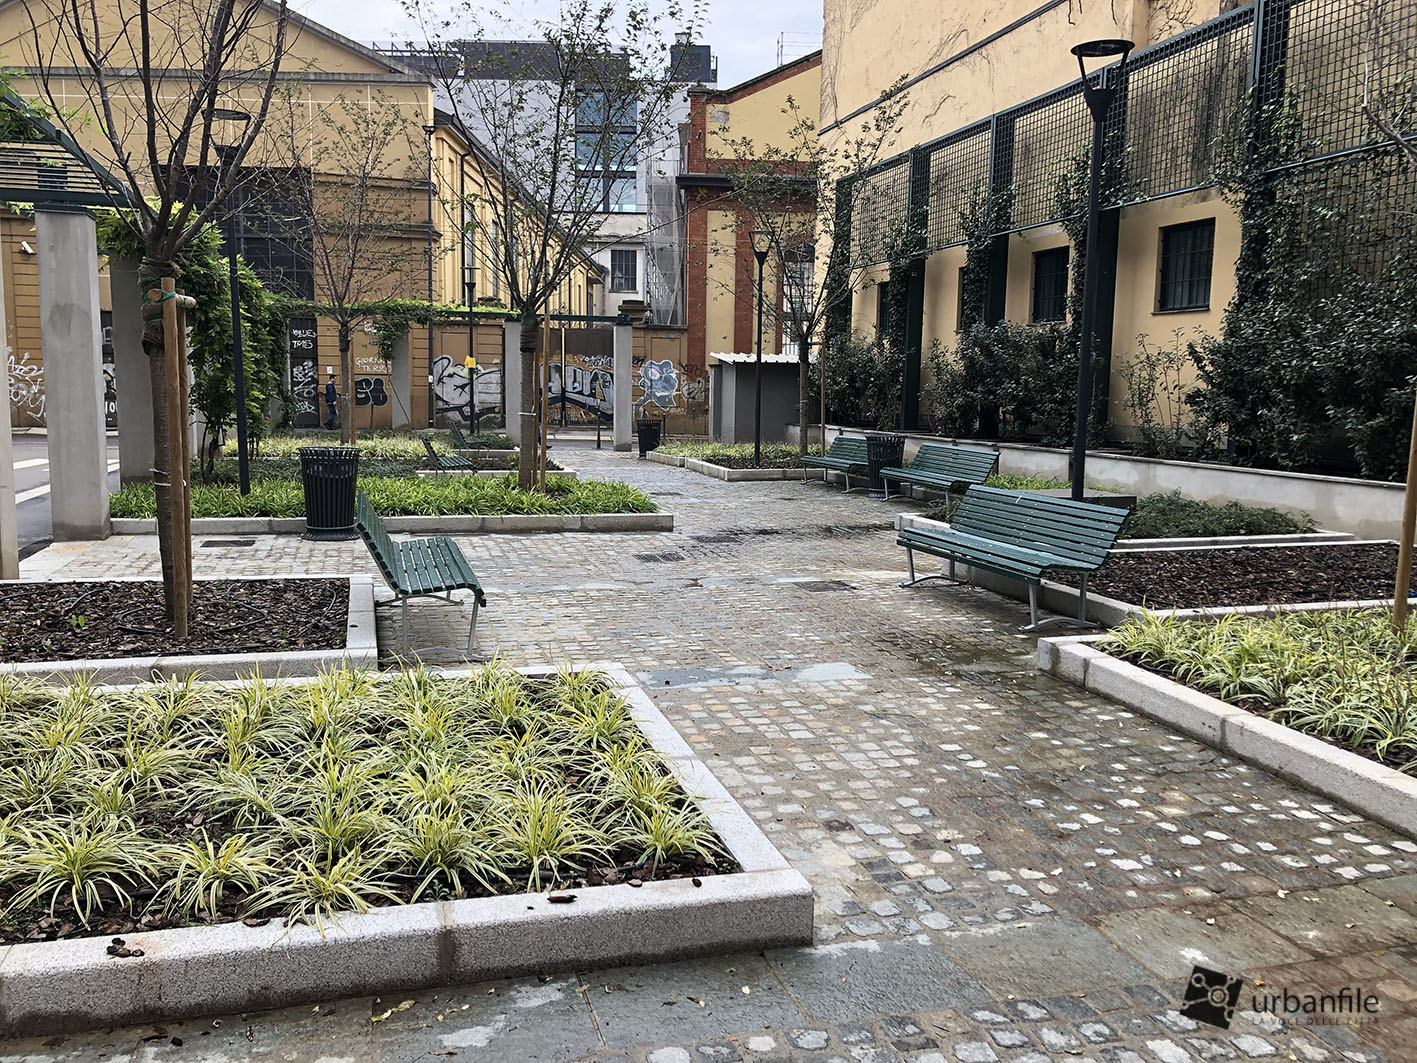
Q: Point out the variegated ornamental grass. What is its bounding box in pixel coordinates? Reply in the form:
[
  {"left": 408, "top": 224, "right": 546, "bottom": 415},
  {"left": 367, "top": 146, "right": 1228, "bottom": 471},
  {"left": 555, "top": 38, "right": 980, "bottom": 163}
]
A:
[
  {"left": 0, "top": 665, "right": 726, "bottom": 942},
  {"left": 1106, "top": 609, "right": 1417, "bottom": 771}
]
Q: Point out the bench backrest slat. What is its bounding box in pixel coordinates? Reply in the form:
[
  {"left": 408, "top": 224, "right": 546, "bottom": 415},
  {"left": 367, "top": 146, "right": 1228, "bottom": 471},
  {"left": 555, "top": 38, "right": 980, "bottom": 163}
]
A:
[
  {"left": 826, "top": 436, "right": 869, "bottom": 461},
  {"left": 904, "top": 443, "right": 999, "bottom": 483},
  {"left": 951, "top": 485, "right": 1127, "bottom": 566},
  {"left": 355, "top": 491, "right": 402, "bottom": 589},
  {"left": 421, "top": 437, "right": 443, "bottom": 464},
  {"left": 449, "top": 426, "right": 470, "bottom": 448}
]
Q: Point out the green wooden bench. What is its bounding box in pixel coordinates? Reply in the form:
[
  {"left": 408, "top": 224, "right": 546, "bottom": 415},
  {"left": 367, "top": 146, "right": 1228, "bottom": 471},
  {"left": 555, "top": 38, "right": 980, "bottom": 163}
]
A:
[
  {"left": 355, "top": 491, "right": 488, "bottom": 658},
  {"left": 880, "top": 443, "right": 999, "bottom": 500},
  {"left": 448, "top": 426, "right": 476, "bottom": 450},
  {"left": 800, "top": 435, "right": 870, "bottom": 491},
  {"left": 422, "top": 436, "right": 476, "bottom": 472},
  {"left": 897, "top": 485, "right": 1128, "bottom": 630}
]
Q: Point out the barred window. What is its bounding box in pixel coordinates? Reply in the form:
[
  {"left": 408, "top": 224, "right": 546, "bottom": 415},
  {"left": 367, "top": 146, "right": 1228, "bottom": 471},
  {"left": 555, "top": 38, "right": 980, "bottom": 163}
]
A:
[
  {"left": 610, "top": 248, "right": 637, "bottom": 291},
  {"left": 1030, "top": 246, "right": 1069, "bottom": 322},
  {"left": 1158, "top": 219, "right": 1215, "bottom": 311}
]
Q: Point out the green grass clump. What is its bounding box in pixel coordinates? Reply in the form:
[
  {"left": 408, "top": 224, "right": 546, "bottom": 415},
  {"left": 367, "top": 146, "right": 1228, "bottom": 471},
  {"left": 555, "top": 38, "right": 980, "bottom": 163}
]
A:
[
  {"left": 1120, "top": 492, "right": 1314, "bottom": 539},
  {"left": 0, "top": 665, "right": 725, "bottom": 936},
  {"left": 1105, "top": 609, "right": 1417, "bottom": 772},
  {"left": 110, "top": 476, "right": 655, "bottom": 519},
  {"left": 235, "top": 431, "right": 459, "bottom": 463},
  {"left": 655, "top": 441, "right": 822, "bottom": 469}
]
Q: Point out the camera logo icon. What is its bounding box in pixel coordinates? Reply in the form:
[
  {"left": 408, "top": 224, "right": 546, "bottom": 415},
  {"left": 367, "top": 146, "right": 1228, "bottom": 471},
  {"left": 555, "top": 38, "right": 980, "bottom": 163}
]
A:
[{"left": 1181, "top": 965, "right": 1244, "bottom": 1029}]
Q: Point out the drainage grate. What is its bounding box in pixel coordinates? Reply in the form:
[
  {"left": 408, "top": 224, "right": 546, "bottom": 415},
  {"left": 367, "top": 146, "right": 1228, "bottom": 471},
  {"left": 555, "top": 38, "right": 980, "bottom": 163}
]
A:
[
  {"left": 200, "top": 539, "right": 256, "bottom": 548},
  {"left": 632, "top": 551, "right": 686, "bottom": 563},
  {"left": 796, "top": 580, "right": 854, "bottom": 592}
]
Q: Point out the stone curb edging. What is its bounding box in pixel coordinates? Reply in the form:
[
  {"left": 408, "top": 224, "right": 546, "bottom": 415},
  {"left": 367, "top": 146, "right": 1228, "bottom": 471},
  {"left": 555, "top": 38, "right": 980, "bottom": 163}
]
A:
[
  {"left": 0, "top": 576, "right": 377, "bottom": 683},
  {"left": 0, "top": 664, "right": 813, "bottom": 1035},
  {"left": 453, "top": 448, "right": 517, "bottom": 460},
  {"left": 1037, "top": 635, "right": 1417, "bottom": 836},
  {"left": 111, "top": 512, "right": 673, "bottom": 536},
  {"left": 647, "top": 450, "right": 684, "bottom": 467},
  {"left": 683, "top": 459, "right": 801, "bottom": 481}
]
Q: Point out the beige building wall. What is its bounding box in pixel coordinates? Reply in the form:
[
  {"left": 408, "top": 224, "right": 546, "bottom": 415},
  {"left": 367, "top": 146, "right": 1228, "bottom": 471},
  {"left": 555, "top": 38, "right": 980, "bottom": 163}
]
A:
[{"left": 703, "top": 209, "right": 737, "bottom": 353}]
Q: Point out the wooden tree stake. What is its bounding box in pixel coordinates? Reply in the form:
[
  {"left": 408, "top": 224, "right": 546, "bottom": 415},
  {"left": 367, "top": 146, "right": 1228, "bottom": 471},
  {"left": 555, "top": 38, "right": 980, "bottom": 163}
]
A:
[{"left": 1395, "top": 391, "right": 1417, "bottom": 630}]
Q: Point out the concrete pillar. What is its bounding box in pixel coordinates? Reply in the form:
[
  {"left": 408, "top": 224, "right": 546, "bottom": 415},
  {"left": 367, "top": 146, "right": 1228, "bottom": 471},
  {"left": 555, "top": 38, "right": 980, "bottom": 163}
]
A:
[
  {"left": 390, "top": 329, "right": 412, "bottom": 428},
  {"left": 110, "top": 254, "right": 153, "bottom": 483},
  {"left": 612, "top": 318, "right": 632, "bottom": 451},
  {"left": 36, "top": 209, "right": 109, "bottom": 541},
  {"left": 502, "top": 321, "right": 522, "bottom": 442},
  {"left": 0, "top": 254, "right": 16, "bottom": 578}
]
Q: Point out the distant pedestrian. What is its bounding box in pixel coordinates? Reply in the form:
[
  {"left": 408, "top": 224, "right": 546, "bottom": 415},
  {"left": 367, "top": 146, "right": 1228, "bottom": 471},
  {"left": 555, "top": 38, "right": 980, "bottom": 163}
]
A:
[{"left": 323, "top": 369, "right": 338, "bottom": 429}]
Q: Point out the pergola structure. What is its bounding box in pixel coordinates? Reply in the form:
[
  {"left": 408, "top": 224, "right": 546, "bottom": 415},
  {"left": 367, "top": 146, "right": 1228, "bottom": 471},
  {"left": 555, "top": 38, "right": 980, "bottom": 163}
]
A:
[{"left": 0, "top": 89, "right": 143, "bottom": 571}]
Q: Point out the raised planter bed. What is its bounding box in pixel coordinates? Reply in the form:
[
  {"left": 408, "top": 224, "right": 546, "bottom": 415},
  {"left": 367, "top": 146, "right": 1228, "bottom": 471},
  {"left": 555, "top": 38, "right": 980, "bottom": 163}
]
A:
[
  {"left": 454, "top": 448, "right": 517, "bottom": 460},
  {"left": 111, "top": 512, "right": 673, "bottom": 535},
  {"left": 1037, "top": 634, "right": 1417, "bottom": 836},
  {"left": 0, "top": 576, "right": 376, "bottom": 682},
  {"left": 0, "top": 664, "right": 812, "bottom": 1035}
]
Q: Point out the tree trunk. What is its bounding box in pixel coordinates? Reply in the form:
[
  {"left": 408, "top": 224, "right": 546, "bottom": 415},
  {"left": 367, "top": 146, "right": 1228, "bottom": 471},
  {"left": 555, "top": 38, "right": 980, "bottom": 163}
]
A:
[
  {"left": 140, "top": 258, "right": 178, "bottom": 623},
  {"left": 339, "top": 324, "right": 355, "bottom": 445},
  {"left": 517, "top": 311, "right": 538, "bottom": 491},
  {"left": 798, "top": 340, "right": 811, "bottom": 456}
]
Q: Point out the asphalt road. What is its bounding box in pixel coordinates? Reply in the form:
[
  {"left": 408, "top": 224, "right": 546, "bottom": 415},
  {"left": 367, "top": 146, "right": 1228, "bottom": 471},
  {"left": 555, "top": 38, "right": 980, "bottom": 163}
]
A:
[{"left": 9, "top": 432, "right": 122, "bottom": 557}]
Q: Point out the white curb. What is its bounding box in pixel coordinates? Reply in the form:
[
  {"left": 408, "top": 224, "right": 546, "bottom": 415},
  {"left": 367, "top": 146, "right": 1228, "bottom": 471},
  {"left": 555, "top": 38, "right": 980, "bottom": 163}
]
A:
[
  {"left": 110, "top": 513, "right": 673, "bottom": 535},
  {"left": 0, "top": 664, "right": 813, "bottom": 1035},
  {"left": 1037, "top": 635, "right": 1417, "bottom": 837}
]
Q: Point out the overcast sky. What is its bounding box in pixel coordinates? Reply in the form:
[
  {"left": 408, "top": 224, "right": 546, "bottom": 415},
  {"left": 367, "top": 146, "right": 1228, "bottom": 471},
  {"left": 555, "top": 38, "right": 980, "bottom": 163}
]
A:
[{"left": 295, "top": 0, "right": 822, "bottom": 89}]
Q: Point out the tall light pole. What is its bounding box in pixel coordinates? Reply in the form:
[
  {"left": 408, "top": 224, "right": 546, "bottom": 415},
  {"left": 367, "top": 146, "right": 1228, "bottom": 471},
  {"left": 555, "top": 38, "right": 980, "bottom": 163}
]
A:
[
  {"left": 214, "top": 107, "right": 253, "bottom": 495},
  {"left": 1068, "top": 39, "right": 1132, "bottom": 502},
  {"left": 750, "top": 230, "right": 771, "bottom": 467}
]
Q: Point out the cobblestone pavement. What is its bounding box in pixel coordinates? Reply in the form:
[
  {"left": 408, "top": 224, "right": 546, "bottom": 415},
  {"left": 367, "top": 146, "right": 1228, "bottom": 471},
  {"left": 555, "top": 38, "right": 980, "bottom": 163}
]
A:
[{"left": 10, "top": 445, "right": 1417, "bottom": 1063}]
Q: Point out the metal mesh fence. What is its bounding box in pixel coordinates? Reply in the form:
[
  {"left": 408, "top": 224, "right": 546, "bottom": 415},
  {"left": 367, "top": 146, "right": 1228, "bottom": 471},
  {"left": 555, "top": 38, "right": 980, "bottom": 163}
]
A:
[
  {"left": 844, "top": 0, "right": 1417, "bottom": 269},
  {"left": 1111, "top": 8, "right": 1255, "bottom": 204},
  {"left": 1008, "top": 85, "right": 1091, "bottom": 231},
  {"left": 849, "top": 159, "right": 909, "bottom": 266},
  {"left": 923, "top": 123, "right": 991, "bottom": 251}
]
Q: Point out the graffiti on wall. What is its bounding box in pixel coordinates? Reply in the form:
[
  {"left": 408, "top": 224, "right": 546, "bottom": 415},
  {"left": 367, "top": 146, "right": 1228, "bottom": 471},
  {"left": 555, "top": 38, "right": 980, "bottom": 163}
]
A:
[
  {"left": 548, "top": 361, "right": 614, "bottom": 421},
  {"left": 8, "top": 350, "right": 44, "bottom": 422},
  {"left": 288, "top": 319, "right": 319, "bottom": 428},
  {"left": 354, "top": 377, "right": 389, "bottom": 407},
  {"left": 432, "top": 355, "right": 472, "bottom": 423},
  {"left": 637, "top": 359, "right": 678, "bottom": 408}
]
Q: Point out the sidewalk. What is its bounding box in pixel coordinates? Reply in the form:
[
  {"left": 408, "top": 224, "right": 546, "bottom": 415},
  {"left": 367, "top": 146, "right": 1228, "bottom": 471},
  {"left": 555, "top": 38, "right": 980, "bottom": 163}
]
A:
[{"left": 11, "top": 447, "right": 1413, "bottom": 1062}]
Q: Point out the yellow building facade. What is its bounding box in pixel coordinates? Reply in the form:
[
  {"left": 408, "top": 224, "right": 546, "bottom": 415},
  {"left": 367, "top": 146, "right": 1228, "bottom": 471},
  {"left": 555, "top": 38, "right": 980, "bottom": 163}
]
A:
[
  {"left": 0, "top": 0, "right": 599, "bottom": 429},
  {"left": 818, "top": 0, "right": 1270, "bottom": 435}
]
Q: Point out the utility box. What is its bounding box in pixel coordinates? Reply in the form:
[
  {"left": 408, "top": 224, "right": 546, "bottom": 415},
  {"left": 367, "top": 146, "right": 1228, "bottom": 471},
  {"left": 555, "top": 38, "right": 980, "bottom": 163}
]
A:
[{"left": 709, "top": 353, "right": 800, "bottom": 444}]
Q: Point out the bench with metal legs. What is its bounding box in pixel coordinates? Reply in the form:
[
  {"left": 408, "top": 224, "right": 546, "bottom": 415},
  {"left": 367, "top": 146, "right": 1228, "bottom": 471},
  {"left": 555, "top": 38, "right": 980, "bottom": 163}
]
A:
[
  {"left": 897, "top": 486, "right": 1128, "bottom": 632},
  {"left": 356, "top": 491, "right": 489, "bottom": 660}
]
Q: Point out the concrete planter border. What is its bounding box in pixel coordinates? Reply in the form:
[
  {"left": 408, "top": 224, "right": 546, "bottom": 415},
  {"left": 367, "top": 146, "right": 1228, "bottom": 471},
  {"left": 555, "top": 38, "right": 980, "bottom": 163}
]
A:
[
  {"left": 0, "top": 664, "right": 813, "bottom": 1035},
  {"left": 894, "top": 514, "right": 1383, "bottom": 626},
  {"left": 683, "top": 458, "right": 801, "bottom": 481},
  {"left": 111, "top": 512, "right": 672, "bottom": 536},
  {"left": 792, "top": 423, "right": 1393, "bottom": 538},
  {"left": 648, "top": 450, "right": 685, "bottom": 467},
  {"left": 1037, "top": 635, "right": 1417, "bottom": 837},
  {"left": 0, "top": 576, "right": 377, "bottom": 683},
  {"left": 453, "top": 448, "right": 517, "bottom": 460}
]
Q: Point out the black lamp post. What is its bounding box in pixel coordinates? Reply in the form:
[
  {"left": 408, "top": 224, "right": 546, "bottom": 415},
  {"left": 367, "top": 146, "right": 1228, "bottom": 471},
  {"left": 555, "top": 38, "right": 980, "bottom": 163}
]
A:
[
  {"left": 750, "top": 229, "right": 771, "bottom": 466},
  {"left": 1068, "top": 38, "right": 1132, "bottom": 502},
  {"left": 464, "top": 266, "right": 479, "bottom": 434},
  {"left": 213, "top": 107, "right": 253, "bottom": 495}
]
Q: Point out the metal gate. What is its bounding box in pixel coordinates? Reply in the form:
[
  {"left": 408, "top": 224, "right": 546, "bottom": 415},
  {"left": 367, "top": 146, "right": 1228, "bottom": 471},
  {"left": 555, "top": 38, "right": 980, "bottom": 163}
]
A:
[{"left": 546, "top": 325, "right": 614, "bottom": 425}]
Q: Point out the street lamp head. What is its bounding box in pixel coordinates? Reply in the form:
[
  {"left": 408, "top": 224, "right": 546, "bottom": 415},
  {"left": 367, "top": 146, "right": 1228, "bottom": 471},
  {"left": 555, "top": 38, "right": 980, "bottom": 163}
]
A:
[
  {"left": 750, "top": 228, "right": 772, "bottom": 264},
  {"left": 211, "top": 107, "right": 251, "bottom": 153},
  {"left": 1072, "top": 37, "right": 1133, "bottom": 81}
]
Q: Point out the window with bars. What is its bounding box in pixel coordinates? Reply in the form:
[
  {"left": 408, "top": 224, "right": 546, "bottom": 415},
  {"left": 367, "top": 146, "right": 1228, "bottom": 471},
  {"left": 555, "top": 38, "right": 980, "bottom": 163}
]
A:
[
  {"left": 610, "top": 248, "right": 637, "bottom": 291},
  {"left": 1158, "top": 219, "right": 1215, "bottom": 311},
  {"left": 1030, "top": 246, "right": 1069, "bottom": 322}
]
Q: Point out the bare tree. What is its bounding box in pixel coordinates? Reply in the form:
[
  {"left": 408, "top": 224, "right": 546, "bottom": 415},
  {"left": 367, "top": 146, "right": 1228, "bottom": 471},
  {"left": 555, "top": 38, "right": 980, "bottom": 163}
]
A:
[
  {"left": 1362, "top": 0, "right": 1417, "bottom": 166},
  {"left": 712, "top": 86, "right": 909, "bottom": 454},
  {"left": 20, "top": 0, "right": 292, "bottom": 628},
  {"left": 404, "top": 0, "right": 703, "bottom": 489},
  {"left": 273, "top": 88, "right": 432, "bottom": 442}
]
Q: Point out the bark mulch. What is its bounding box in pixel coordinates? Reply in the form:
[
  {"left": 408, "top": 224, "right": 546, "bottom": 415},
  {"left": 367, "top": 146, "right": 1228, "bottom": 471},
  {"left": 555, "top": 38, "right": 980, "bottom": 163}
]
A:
[
  {"left": 0, "top": 578, "right": 349, "bottom": 663},
  {"left": 1059, "top": 541, "right": 1411, "bottom": 610}
]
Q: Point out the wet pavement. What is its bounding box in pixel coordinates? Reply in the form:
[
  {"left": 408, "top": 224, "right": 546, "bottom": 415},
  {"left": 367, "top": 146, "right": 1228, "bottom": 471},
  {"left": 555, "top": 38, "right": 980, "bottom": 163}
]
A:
[{"left": 7, "top": 444, "right": 1416, "bottom": 1062}]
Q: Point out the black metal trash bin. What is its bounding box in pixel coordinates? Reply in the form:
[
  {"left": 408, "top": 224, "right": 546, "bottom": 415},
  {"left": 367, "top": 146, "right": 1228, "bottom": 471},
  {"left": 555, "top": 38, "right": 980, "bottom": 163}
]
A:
[
  {"left": 637, "top": 418, "right": 663, "bottom": 459},
  {"left": 865, "top": 432, "right": 906, "bottom": 495},
  {"left": 298, "top": 446, "right": 360, "bottom": 541}
]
